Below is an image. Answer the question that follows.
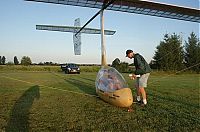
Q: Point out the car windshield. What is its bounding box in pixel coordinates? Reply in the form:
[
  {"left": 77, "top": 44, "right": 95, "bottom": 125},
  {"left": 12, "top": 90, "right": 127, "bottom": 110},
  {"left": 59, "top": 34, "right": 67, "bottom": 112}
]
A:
[{"left": 68, "top": 64, "right": 78, "bottom": 68}]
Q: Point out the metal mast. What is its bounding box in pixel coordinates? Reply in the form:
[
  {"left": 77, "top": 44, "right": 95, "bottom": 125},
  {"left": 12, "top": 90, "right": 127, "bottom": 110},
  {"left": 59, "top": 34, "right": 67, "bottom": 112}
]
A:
[{"left": 100, "top": 10, "right": 107, "bottom": 67}]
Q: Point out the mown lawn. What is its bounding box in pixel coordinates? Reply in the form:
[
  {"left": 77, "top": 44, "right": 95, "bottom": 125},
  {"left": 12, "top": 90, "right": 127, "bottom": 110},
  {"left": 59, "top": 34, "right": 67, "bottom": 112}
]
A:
[{"left": 0, "top": 71, "right": 199, "bottom": 131}]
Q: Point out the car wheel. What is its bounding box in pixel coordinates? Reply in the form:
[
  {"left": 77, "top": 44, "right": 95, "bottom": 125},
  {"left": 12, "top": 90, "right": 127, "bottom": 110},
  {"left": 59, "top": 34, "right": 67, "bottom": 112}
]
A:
[{"left": 65, "top": 70, "right": 69, "bottom": 74}]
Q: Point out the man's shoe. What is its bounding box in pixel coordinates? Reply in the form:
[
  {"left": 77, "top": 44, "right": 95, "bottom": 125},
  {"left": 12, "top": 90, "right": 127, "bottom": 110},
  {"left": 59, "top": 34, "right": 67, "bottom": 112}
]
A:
[
  {"left": 135, "top": 100, "right": 142, "bottom": 104},
  {"left": 140, "top": 103, "right": 147, "bottom": 107}
]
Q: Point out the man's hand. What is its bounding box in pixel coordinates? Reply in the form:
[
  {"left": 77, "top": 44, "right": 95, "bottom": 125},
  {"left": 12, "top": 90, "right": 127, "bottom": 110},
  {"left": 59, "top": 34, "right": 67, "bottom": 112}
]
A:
[{"left": 129, "top": 74, "right": 136, "bottom": 80}]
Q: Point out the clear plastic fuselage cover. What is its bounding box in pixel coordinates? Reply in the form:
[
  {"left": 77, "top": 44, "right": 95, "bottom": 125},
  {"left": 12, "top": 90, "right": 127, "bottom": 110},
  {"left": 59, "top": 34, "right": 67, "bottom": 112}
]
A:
[{"left": 96, "top": 67, "right": 128, "bottom": 92}]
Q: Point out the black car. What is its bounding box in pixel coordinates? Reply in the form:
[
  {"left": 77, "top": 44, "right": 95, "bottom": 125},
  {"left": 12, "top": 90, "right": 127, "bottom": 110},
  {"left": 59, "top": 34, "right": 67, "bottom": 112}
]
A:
[{"left": 61, "top": 63, "right": 80, "bottom": 74}]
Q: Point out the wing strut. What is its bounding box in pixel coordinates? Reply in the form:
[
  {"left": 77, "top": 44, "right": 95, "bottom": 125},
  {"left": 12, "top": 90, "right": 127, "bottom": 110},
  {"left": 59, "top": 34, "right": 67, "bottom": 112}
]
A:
[{"left": 75, "top": 0, "right": 116, "bottom": 36}]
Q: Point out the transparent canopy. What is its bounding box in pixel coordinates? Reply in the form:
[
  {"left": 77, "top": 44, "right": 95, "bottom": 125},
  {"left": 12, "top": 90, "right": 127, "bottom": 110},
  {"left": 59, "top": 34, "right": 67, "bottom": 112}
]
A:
[{"left": 95, "top": 67, "right": 128, "bottom": 92}]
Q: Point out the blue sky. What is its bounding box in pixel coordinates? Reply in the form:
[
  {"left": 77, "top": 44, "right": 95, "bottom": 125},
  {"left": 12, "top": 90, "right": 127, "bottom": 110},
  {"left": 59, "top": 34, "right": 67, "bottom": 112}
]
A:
[{"left": 0, "top": 0, "right": 199, "bottom": 64}]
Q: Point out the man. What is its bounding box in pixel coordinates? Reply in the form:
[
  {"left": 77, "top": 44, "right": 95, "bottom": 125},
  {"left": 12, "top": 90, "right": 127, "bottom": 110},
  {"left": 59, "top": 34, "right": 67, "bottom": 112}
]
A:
[{"left": 126, "top": 49, "right": 151, "bottom": 106}]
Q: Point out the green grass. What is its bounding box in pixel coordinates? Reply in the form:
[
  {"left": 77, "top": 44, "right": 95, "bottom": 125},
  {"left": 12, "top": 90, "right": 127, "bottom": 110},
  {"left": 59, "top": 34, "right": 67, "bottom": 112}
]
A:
[{"left": 0, "top": 71, "right": 199, "bottom": 131}]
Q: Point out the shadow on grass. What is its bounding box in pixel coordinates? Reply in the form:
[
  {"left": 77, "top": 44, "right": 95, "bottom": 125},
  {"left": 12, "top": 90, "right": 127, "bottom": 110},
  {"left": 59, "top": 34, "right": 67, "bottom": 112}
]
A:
[
  {"left": 6, "top": 85, "right": 40, "bottom": 132},
  {"left": 64, "top": 78, "right": 96, "bottom": 96}
]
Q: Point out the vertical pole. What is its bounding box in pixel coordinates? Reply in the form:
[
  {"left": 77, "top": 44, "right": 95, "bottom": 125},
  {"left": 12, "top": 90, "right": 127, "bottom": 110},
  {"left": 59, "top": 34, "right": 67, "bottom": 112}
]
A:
[{"left": 100, "top": 10, "right": 107, "bottom": 67}]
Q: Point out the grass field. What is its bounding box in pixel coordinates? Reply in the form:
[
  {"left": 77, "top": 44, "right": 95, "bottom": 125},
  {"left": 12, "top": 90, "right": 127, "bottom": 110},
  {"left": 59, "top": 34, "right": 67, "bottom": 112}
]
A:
[{"left": 0, "top": 71, "right": 199, "bottom": 131}]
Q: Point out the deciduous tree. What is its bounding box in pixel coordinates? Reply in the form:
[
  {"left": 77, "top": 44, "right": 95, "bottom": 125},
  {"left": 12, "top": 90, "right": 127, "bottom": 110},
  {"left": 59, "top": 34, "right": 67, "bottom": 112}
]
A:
[{"left": 21, "top": 56, "right": 32, "bottom": 66}]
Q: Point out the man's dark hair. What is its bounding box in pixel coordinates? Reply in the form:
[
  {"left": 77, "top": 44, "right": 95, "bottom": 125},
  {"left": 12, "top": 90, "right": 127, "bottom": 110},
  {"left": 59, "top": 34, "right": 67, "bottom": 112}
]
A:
[{"left": 126, "top": 49, "right": 133, "bottom": 57}]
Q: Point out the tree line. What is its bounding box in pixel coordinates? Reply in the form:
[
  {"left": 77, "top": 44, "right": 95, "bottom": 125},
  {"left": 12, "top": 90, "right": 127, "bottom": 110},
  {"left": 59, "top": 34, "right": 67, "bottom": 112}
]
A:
[
  {"left": 0, "top": 56, "right": 32, "bottom": 66},
  {"left": 112, "top": 32, "right": 200, "bottom": 73},
  {"left": 0, "top": 56, "right": 61, "bottom": 66}
]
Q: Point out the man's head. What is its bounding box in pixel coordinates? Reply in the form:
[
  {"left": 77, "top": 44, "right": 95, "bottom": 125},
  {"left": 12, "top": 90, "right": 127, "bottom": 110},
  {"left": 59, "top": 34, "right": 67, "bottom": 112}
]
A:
[{"left": 126, "top": 49, "right": 134, "bottom": 59}]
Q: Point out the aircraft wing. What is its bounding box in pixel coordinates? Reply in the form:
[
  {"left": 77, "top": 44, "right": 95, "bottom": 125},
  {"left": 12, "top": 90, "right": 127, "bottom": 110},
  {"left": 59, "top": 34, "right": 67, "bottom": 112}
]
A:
[
  {"left": 25, "top": 0, "right": 200, "bottom": 23},
  {"left": 36, "top": 25, "right": 116, "bottom": 35}
]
